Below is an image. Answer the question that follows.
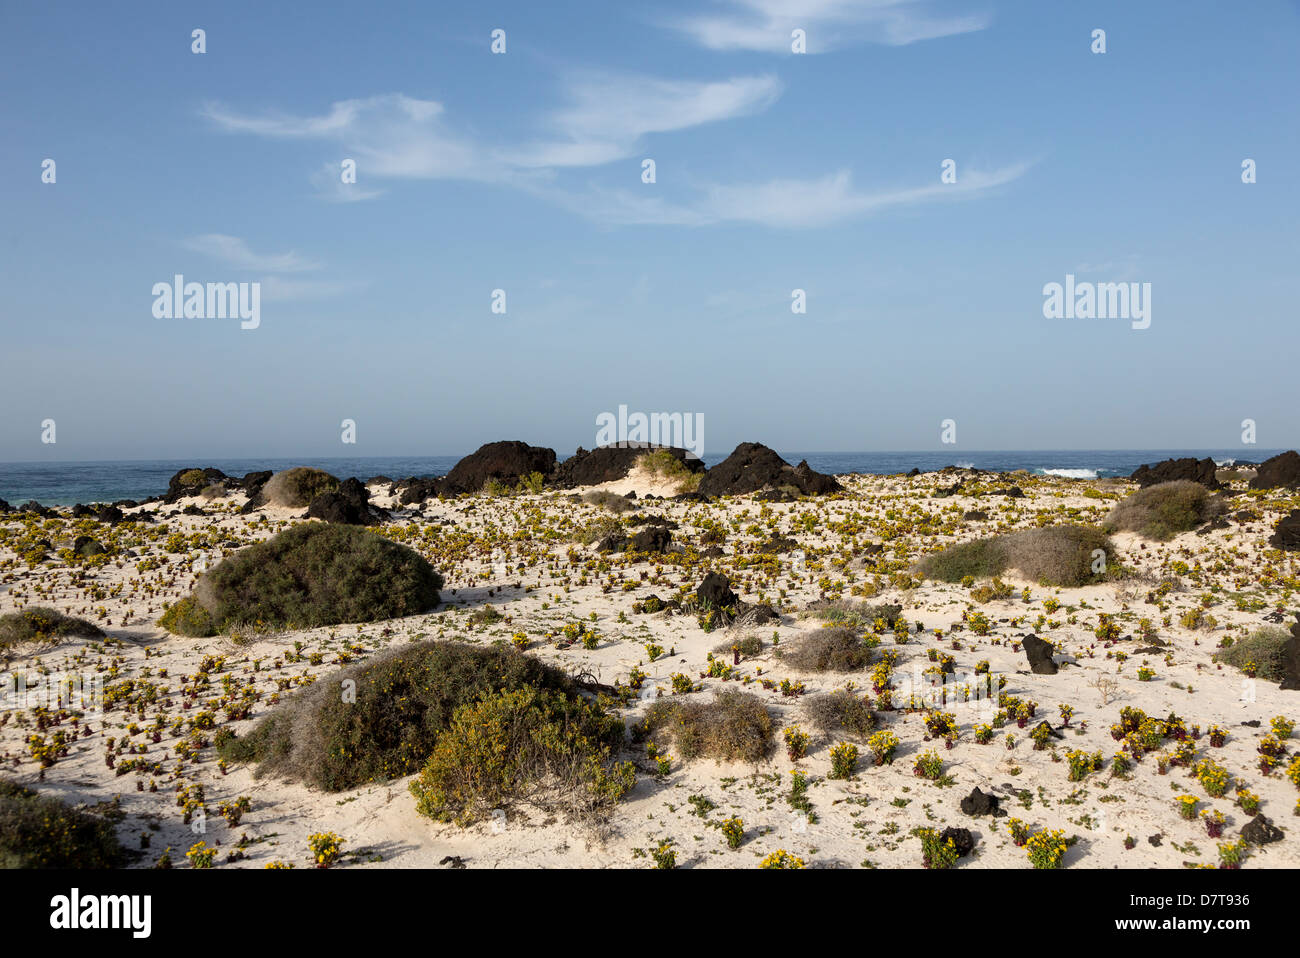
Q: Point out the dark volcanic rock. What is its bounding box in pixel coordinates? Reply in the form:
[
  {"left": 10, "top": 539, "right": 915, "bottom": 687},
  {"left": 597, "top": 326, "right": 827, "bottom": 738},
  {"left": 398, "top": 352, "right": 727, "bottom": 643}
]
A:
[
  {"left": 307, "top": 477, "right": 384, "bottom": 526},
  {"left": 1249, "top": 450, "right": 1300, "bottom": 490},
  {"left": 1240, "top": 815, "right": 1284, "bottom": 845},
  {"left": 629, "top": 525, "right": 672, "bottom": 553},
  {"left": 757, "top": 536, "right": 799, "bottom": 553},
  {"left": 696, "top": 571, "right": 739, "bottom": 610},
  {"left": 19, "top": 501, "right": 52, "bottom": 517},
  {"left": 1021, "top": 634, "right": 1059, "bottom": 675},
  {"left": 596, "top": 532, "right": 630, "bottom": 553},
  {"left": 1130, "top": 457, "right": 1221, "bottom": 490},
  {"left": 0, "top": 499, "right": 9, "bottom": 513},
  {"left": 696, "top": 442, "right": 840, "bottom": 497},
  {"left": 164, "top": 467, "right": 229, "bottom": 503},
  {"left": 1280, "top": 613, "right": 1300, "bottom": 691},
  {"left": 441, "top": 441, "right": 557, "bottom": 495},
  {"left": 960, "top": 787, "right": 1001, "bottom": 817},
  {"left": 940, "top": 827, "right": 975, "bottom": 857},
  {"left": 1270, "top": 510, "right": 1300, "bottom": 552},
  {"left": 553, "top": 444, "right": 704, "bottom": 488},
  {"left": 396, "top": 477, "right": 443, "bottom": 506}
]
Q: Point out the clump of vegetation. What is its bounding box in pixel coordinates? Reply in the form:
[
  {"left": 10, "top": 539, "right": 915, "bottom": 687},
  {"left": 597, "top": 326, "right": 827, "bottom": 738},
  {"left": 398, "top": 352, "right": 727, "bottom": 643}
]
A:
[
  {"left": 218, "top": 642, "right": 574, "bottom": 791},
  {"left": 778, "top": 626, "right": 873, "bottom": 672},
  {"left": 641, "top": 689, "right": 775, "bottom": 763},
  {"left": 1214, "top": 627, "right": 1292, "bottom": 683},
  {"left": 800, "top": 689, "right": 877, "bottom": 739},
  {"left": 261, "top": 467, "right": 340, "bottom": 507},
  {"left": 409, "top": 685, "right": 634, "bottom": 826},
  {"left": 636, "top": 450, "right": 702, "bottom": 494},
  {"left": 1105, "top": 481, "right": 1225, "bottom": 540},
  {"left": 0, "top": 778, "right": 124, "bottom": 868},
  {"left": 917, "top": 525, "right": 1112, "bottom": 587},
  {"left": 160, "top": 523, "right": 442, "bottom": 636},
  {"left": 0, "top": 607, "right": 104, "bottom": 650},
  {"left": 582, "top": 490, "right": 635, "bottom": 514}
]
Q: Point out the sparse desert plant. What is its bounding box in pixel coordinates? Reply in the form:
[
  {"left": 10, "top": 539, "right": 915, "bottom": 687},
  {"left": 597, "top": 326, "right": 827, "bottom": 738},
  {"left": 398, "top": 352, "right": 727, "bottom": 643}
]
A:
[
  {"left": 758, "top": 849, "right": 805, "bottom": 869},
  {"left": 799, "top": 689, "right": 876, "bottom": 740},
  {"left": 916, "top": 827, "right": 959, "bottom": 869},
  {"left": 262, "top": 467, "right": 340, "bottom": 507},
  {"left": 1025, "top": 829, "right": 1069, "bottom": 869},
  {"left": 641, "top": 689, "right": 775, "bottom": 764},
  {"left": 308, "top": 832, "right": 344, "bottom": 868},
  {"left": 778, "top": 626, "right": 873, "bottom": 672},
  {"left": 1272, "top": 716, "right": 1295, "bottom": 740},
  {"left": 1175, "top": 794, "right": 1199, "bottom": 820},
  {"left": 783, "top": 725, "right": 810, "bottom": 761},
  {"left": 867, "top": 729, "right": 899, "bottom": 766},
  {"left": 913, "top": 749, "right": 943, "bottom": 780},
  {"left": 829, "top": 741, "right": 859, "bottom": 779},
  {"left": 161, "top": 523, "right": 443, "bottom": 636},
  {"left": 721, "top": 816, "right": 744, "bottom": 849},
  {"left": 1104, "top": 481, "right": 1225, "bottom": 541},
  {"left": 582, "top": 490, "right": 635, "bottom": 514},
  {"left": 1195, "top": 759, "right": 1231, "bottom": 798}
]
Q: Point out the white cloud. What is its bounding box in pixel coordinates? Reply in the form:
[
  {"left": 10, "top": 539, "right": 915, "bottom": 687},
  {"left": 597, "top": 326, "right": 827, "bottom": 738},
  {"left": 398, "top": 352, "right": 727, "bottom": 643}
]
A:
[
  {"left": 550, "top": 161, "right": 1032, "bottom": 228},
  {"left": 181, "top": 234, "right": 321, "bottom": 272},
  {"left": 203, "top": 76, "right": 781, "bottom": 197},
  {"left": 665, "top": 0, "right": 991, "bottom": 53},
  {"left": 508, "top": 73, "right": 782, "bottom": 168}
]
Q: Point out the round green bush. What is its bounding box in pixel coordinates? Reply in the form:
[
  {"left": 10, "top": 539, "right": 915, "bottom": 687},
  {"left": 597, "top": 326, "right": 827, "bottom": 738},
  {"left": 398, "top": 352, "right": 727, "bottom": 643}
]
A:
[
  {"left": 0, "top": 779, "right": 124, "bottom": 868},
  {"left": 261, "top": 467, "right": 340, "bottom": 507},
  {"left": 218, "top": 642, "right": 579, "bottom": 791},
  {"left": 158, "top": 523, "right": 442, "bottom": 635}
]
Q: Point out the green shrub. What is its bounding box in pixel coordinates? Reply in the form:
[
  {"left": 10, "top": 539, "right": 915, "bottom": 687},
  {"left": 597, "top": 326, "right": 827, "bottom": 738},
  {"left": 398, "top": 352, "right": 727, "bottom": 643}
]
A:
[
  {"left": 261, "top": 467, "right": 340, "bottom": 507},
  {"left": 636, "top": 450, "right": 702, "bottom": 494},
  {"left": 218, "top": 641, "right": 573, "bottom": 791},
  {"left": 779, "top": 626, "right": 873, "bottom": 672},
  {"left": 1213, "top": 627, "right": 1291, "bottom": 683},
  {"left": 159, "top": 523, "right": 441, "bottom": 635},
  {"left": 918, "top": 525, "right": 1112, "bottom": 587},
  {"left": 157, "top": 596, "right": 216, "bottom": 638},
  {"left": 408, "top": 685, "right": 633, "bottom": 825},
  {"left": 0, "top": 608, "right": 104, "bottom": 650},
  {"left": 0, "top": 779, "right": 124, "bottom": 868},
  {"left": 1105, "top": 481, "right": 1225, "bottom": 540},
  {"left": 641, "top": 689, "right": 774, "bottom": 763}
]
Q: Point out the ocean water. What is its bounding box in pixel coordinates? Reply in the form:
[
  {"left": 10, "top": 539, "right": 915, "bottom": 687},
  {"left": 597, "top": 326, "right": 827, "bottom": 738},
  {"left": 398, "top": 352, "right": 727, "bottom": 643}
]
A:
[{"left": 0, "top": 449, "right": 1284, "bottom": 507}]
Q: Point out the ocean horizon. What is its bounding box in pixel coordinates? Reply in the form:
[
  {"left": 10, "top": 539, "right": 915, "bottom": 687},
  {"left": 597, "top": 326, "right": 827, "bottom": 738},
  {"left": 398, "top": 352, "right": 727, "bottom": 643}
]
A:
[{"left": 0, "top": 447, "right": 1284, "bottom": 507}]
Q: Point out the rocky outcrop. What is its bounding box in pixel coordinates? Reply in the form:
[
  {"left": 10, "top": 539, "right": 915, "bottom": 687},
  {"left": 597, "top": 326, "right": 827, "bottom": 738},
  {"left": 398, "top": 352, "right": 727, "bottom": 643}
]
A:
[
  {"left": 1130, "top": 457, "right": 1221, "bottom": 489},
  {"left": 440, "top": 441, "right": 557, "bottom": 495},
  {"left": 1270, "top": 510, "right": 1300, "bottom": 551},
  {"left": 552, "top": 444, "right": 704, "bottom": 488},
  {"left": 306, "top": 478, "right": 386, "bottom": 526},
  {"left": 1249, "top": 450, "right": 1300, "bottom": 489},
  {"left": 696, "top": 443, "right": 840, "bottom": 497},
  {"left": 163, "top": 467, "right": 229, "bottom": 503}
]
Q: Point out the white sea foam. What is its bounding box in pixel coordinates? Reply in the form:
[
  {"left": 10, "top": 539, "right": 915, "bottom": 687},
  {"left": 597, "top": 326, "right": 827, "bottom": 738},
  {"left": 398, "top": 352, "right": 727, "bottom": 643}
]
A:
[
  {"left": 1037, "top": 468, "right": 1099, "bottom": 479},
  {"left": 1214, "top": 458, "right": 1236, "bottom": 467}
]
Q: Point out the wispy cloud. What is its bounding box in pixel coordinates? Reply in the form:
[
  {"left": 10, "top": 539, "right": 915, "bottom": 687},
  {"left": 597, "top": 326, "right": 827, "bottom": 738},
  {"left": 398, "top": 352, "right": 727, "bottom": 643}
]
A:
[
  {"left": 506, "top": 73, "right": 782, "bottom": 168},
  {"left": 203, "top": 75, "right": 781, "bottom": 195},
  {"left": 181, "top": 234, "right": 321, "bottom": 272},
  {"left": 664, "top": 0, "right": 992, "bottom": 53},
  {"left": 549, "top": 161, "right": 1033, "bottom": 228}
]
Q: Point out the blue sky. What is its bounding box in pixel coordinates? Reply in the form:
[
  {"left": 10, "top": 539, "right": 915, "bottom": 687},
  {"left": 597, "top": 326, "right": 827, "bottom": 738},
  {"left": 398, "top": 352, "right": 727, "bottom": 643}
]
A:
[{"left": 2, "top": 0, "right": 1297, "bottom": 461}]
